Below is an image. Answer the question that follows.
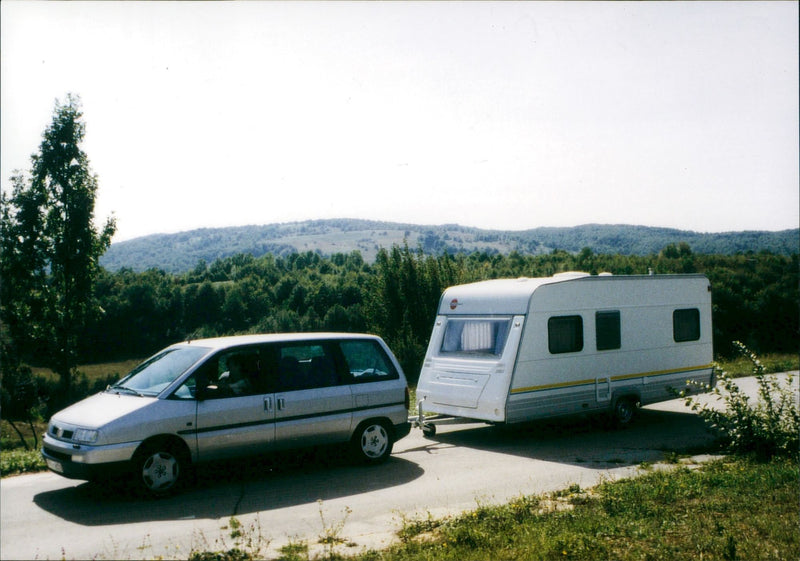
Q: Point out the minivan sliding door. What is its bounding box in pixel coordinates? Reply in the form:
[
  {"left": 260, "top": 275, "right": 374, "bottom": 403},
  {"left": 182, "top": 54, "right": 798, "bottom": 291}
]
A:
[{"left": 272, "top": 342, "right": 353, "bottom": 448}]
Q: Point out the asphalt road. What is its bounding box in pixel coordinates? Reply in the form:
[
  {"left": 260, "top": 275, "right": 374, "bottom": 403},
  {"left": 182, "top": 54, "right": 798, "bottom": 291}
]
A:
[{"left": 2, "top": 373, "right": 796, "bottom": 560}]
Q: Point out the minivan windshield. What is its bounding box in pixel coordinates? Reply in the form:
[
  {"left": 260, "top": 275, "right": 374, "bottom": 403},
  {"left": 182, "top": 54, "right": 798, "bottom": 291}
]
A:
[{"left": 109, "top": 346, "right": 210, "bottom": 397}]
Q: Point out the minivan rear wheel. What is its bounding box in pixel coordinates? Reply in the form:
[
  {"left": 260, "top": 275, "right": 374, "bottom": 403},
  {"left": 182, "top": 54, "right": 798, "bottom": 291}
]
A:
[
  {"left": 133, "top": 441, "right": 186, "bottom": 496},
  {"left": 351, "top": 421, "right": 393, "bottom": 464}
]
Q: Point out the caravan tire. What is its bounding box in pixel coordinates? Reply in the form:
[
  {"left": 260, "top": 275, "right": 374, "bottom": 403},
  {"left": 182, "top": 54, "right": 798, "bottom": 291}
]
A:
[
  {"left": 611, "top": 397, "right": 638, "bottom": 427},
  {"left": 421, "top": 424, "right": 437, "bottom": 438}
]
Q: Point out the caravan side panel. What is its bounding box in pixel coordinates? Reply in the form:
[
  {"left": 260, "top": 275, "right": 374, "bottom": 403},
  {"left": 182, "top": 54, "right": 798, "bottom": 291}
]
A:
[{"left": 505, "top": 276, "right": 713, "bottom": 423}]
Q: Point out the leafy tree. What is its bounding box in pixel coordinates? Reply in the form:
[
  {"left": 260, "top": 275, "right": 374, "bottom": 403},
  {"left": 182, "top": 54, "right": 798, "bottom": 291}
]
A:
[{"left": 0, "top": 95, "right": 115, "bottom": 401}]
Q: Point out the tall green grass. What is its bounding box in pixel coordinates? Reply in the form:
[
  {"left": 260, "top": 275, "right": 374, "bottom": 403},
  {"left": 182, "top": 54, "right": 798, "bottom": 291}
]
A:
[{"left": 359, "top": 458, "right": 798, "bottom": 561}]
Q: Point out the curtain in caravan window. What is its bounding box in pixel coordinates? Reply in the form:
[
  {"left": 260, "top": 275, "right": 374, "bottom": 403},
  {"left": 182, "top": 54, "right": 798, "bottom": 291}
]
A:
[
  {"left": 462, "top": 321, "right": 492, "bottom": 351},
  {"left": 440, "top": 318, "right": 512, "bottom": 357}
]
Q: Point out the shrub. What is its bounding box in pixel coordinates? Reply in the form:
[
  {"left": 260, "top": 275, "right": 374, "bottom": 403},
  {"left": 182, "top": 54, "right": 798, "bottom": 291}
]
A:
[
  {"left": 1, "top": 449, "right": 46, "bottom": 477},
  {"left": 683, "top": 342, "right": 799, "bottom": 460}
]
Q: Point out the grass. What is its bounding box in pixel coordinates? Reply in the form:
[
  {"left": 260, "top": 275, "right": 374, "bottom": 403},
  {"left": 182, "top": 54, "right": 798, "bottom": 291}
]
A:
[
  {"left": 355, "top": 457, "right": 798, "bottom": 561},
  {"left": 719, "top": 352, "right": 798, "bottom": 378},
  {"left": 29, "top": 358, "right": 142, "bottom": 382}
]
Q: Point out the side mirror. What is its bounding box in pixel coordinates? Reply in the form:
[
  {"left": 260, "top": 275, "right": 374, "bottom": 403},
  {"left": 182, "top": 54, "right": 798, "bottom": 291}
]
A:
[{"left": 196, "top": 384, "right": 219, "bottom": 401}]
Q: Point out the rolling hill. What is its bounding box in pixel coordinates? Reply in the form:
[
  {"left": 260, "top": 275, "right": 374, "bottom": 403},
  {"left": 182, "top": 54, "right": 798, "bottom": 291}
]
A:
[{"left": 100, "top": 219, "right": 799, "bottom": 273}]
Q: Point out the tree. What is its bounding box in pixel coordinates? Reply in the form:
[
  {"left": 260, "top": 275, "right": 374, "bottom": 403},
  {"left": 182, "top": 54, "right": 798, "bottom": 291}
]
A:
[{"left": 1, "top": 95, "right": 115, "bottom": 400}]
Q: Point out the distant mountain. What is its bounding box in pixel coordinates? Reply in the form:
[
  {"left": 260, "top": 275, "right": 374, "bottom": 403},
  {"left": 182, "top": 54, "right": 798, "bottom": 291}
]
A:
[{"left": 100, "top": 219, "right": 799, "bottom": 273}]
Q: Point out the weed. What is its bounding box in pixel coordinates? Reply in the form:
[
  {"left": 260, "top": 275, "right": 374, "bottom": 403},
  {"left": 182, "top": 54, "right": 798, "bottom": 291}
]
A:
[
  {"left": 227, "top": 517, "right": 242, "bottom": 540},
  {"left": 189, "top": 516, "right": 269, "bottom": 561},
  {"left": 683, "top": 342, "right": 799, "bottom": 460},
  {"left": 317, "top": 500, "right": 353, "bottom": 545},
  {"left": 397, "top": 511, "right": 443, "bottom": 543},
  {"left": 277, "top": 540, "right": 309, "bottom": 561}
]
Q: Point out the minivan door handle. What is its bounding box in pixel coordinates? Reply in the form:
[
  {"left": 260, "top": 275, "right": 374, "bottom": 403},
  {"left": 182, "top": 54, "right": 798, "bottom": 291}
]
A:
[{"left": 264, "top": 397, "right": 272, "bottom": 412}]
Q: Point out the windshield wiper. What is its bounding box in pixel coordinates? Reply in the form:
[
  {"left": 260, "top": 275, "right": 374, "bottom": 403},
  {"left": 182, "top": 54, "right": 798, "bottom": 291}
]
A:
[{"left": 108, "top": 385, "right": 144, "bottom": 397}]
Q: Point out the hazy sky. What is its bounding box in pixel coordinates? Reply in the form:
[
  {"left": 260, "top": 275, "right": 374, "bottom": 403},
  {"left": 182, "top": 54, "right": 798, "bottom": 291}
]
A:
[{"left": 2, "top": 1, "right": 798, "bottom": 242}]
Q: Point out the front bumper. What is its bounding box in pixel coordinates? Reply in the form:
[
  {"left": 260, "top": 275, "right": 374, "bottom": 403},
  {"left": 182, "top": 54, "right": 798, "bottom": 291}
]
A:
[{"left": 41, "top": 433, "right": 139, "bottom": 481}]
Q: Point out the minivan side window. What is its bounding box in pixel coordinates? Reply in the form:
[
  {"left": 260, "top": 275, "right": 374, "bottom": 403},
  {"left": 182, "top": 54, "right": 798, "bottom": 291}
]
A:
[
  {"left": 184, "top": 349, "right": 264, "bottom": 399},
  {"left": 275, "top": 343, "right": 340, "bottom": 391},
  {"left": 673, "top": 308, "right": 701, "bottom": 342},
  {"left": 596, "top": 310, "right": 621, "bottom": 351},
  {"left": 548, "top": 315, "right": 584, "bottom": 354},
  {"left": 340, "top": 340, "right": 399, "bottom": 383}
]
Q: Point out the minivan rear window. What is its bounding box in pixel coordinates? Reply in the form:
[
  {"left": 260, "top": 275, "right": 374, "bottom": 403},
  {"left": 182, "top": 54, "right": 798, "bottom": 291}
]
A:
[
  {"left": 440, "top": 318, "right": 512, "bottom": 357},
  {"left": 340, "top": 340, "right": 399, "bottom": 382}
]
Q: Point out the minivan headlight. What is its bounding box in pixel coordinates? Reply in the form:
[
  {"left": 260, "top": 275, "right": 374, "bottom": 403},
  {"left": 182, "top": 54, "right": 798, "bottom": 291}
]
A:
[{"left": 73, "top": 428, "right": 99, "bottom": 444}]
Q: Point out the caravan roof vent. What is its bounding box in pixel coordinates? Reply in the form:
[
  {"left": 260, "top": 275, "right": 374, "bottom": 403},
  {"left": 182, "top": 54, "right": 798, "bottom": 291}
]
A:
[{"left": 552, "top": 271, "right": 591, "bottom": 280}]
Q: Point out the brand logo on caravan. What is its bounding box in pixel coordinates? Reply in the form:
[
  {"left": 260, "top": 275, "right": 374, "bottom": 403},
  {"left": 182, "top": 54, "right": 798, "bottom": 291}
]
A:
[{"left": 449, "top": 299, "right": 459, "bottom": 310}]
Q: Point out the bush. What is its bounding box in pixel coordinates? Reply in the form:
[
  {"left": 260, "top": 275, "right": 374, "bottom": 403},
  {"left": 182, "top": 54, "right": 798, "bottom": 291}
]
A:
[
  {"left": 0, "top": 449, "right": 46, "bottom": 477},
  {"left": 683, "top": 342, "right": 799, "bottom": 460}
]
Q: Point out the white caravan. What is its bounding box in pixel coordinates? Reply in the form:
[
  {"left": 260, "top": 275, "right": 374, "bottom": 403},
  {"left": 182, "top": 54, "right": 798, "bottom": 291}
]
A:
[{"left": 414, "top": 272, "right": 714, "bottom": 434}]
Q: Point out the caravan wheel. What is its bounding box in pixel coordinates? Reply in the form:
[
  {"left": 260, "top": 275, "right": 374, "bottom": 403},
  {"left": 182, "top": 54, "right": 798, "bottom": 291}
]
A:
[
  {"left": 421, "top": 423, "right": 437, "bottom": 438},
  {"left": 612, "top": 397, "right": 638, "bottom": 427}
]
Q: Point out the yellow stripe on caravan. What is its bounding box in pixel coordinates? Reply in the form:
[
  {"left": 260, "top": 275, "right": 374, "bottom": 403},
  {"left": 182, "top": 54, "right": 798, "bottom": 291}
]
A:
[{"left": 510, "top": 364, "right": 714, "bottom": 395}]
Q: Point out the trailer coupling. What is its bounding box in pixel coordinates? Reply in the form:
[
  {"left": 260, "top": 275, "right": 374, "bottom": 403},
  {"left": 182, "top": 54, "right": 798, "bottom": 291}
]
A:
[{"left": 409, "top": 396, "right": 438, "bottom": 437}]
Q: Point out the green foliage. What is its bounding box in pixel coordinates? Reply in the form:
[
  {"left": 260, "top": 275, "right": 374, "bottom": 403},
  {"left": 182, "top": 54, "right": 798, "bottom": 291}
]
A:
[
  {"left": 0, "top": 449, "right": 46, "bottom": 477},
  {"left": 1, "top": 94, "right": 115, "bottom": 407},
  {"left": 6, "top": 240, "right": 799, "bottom": 419},
  {"left": 364, "top": 458, "right": 798, "bottom": 561},
  {"left": 188, "top": 549, "right": 254, "bottom": 561},
  {"left": 77, "top": 246, "right": 799, "bottom": 371},
  {"left": 683, "top": 342, "right": 799, "bottom": 460}
]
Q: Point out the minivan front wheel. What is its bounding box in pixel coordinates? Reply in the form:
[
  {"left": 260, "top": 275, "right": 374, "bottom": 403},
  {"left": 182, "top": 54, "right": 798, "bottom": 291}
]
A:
[
  {"left": 352, "top": 421, "right": 393, "bottom": 464},
  {"left": 133, "top": 441, "right": 185, "bottom": 496}
]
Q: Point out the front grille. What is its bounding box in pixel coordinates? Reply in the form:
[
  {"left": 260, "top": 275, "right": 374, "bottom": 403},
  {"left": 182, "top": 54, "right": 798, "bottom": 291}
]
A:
[
  {"left": 49, "top": 425, "right": 74, "bottom": 440},
  {"left": 44, "top": 448, "right": 72, "bottom": 462}
]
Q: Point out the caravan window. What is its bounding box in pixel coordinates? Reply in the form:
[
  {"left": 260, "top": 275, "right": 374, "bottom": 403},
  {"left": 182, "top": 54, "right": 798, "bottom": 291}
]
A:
[
  {"left": 440, "top": 318, "right": 512, "bottom": 357},
  {"left": 548, "top": 315, "right": 584, "bottom": 354},
  {"left": 673, "top": 308, "right": 701, "bottom": 342},
  {"left": 596, "top": 310, "right": 621, "bottom": 351}
]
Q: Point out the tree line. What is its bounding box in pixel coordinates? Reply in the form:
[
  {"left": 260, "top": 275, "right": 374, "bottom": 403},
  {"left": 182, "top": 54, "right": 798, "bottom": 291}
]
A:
[{"left": 81, "top": 245, "right": 798, "bottom": 379}]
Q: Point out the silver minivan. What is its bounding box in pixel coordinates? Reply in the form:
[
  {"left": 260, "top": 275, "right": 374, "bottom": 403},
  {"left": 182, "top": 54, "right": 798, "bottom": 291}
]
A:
[{"left": 42, "top": 333, "right": 411, "bottom": 495}]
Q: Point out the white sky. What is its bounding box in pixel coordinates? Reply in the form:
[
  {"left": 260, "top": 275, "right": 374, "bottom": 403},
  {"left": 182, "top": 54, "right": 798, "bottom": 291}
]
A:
[{"left": 2, "top": 1, "right": 798, "bottom": 243}]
